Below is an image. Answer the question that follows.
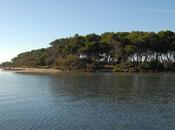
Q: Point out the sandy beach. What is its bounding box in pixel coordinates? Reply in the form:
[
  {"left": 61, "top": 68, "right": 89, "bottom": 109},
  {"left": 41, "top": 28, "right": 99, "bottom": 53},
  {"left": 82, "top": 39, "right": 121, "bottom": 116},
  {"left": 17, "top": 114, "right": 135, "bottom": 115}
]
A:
[{"left": 2, "top": 67, "right": 61, "bottom": 74}]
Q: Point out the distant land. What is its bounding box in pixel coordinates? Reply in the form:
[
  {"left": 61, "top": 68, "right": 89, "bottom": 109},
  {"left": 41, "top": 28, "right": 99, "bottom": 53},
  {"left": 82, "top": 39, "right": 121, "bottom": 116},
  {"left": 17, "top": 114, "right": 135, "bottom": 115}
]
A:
[{"left": 1, "top": 30, "right": 175, "bottom": 72}]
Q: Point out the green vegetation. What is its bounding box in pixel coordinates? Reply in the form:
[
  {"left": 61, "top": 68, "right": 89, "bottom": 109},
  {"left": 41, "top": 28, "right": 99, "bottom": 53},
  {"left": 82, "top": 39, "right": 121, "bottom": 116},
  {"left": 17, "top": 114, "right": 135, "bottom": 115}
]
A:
[{"left": 1, "top": 30, "right": 175, "bottom": 72}]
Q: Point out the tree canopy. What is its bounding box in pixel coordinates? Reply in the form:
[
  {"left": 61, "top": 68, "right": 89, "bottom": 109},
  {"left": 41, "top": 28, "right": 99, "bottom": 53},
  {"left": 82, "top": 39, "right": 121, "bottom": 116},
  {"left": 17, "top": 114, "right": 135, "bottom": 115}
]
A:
[{"left": 1, "top": 30, "right": 175, "bottom": 72}]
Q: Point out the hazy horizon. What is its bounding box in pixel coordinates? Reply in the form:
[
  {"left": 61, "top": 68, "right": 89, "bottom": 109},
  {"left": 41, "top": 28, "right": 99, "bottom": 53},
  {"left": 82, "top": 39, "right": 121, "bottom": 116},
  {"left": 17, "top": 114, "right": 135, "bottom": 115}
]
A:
[{"left": 1, "top": 0, "right": 175, "bottom": 63}]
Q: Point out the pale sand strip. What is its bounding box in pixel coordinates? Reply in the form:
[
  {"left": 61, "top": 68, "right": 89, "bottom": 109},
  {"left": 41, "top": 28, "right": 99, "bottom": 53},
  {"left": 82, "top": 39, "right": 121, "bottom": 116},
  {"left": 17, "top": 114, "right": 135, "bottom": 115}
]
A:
[{"left": 2, "top": 67, "right": 61, "bottom": 74}]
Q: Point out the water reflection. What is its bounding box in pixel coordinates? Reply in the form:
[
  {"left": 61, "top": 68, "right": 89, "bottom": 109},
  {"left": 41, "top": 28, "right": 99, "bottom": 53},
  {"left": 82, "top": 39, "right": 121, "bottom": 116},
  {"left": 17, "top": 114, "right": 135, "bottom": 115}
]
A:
[
  {"left": 47, "top": 73, "right": 175, "bottom": 130},
  {"left": 0, "top": 72, "right": 175, "bottom": 130},
  {"left": 48, "top": 73, "right": 175, "bottom": 102}
]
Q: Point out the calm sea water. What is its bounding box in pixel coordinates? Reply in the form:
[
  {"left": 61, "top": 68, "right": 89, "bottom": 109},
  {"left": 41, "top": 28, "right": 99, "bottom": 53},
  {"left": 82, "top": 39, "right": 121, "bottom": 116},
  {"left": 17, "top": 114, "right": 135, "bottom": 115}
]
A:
[{"left": 0, "top": 69, "right": 175, "bottom": 130}]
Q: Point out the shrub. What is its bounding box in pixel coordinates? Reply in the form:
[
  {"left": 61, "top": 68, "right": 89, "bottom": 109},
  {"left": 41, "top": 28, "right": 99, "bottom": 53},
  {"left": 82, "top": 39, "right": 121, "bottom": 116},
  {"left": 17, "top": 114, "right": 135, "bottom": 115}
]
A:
[
  {"left": 55, "top": 54, "right": 85, "bottom": 71},
  {"left": 113, "top": 62, "right": 138, "bottom": 72}
]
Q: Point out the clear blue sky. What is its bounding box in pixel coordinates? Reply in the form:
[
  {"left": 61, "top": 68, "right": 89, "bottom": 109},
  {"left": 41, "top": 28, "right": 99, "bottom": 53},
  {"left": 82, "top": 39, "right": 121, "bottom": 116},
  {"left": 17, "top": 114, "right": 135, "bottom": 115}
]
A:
[{"left": 0, "top": 0, "right": 175, "bottom": 63}]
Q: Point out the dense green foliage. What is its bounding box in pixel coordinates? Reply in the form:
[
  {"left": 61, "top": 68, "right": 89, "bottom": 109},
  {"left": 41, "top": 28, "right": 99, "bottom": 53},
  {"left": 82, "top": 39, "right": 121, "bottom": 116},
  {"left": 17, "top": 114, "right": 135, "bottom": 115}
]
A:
[
  {"left": 0, "top": 62, "right": 12, "bottom": 67},
  {"left": 1, "top": 30, "right": 175, "bottom": 72}
]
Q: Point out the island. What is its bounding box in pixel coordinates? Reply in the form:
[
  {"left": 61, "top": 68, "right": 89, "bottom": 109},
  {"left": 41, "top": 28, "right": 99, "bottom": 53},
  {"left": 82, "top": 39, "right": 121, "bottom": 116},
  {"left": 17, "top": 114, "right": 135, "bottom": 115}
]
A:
[{"left": 1, "top": 31, "right": 175, "bottom": 72}]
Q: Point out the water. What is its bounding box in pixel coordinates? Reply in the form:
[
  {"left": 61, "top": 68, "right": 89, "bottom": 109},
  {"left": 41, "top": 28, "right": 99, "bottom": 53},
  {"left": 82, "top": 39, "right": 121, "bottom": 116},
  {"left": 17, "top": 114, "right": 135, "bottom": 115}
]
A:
[{"left": 0, "top": 70, "right": 175, "bottom": 130}]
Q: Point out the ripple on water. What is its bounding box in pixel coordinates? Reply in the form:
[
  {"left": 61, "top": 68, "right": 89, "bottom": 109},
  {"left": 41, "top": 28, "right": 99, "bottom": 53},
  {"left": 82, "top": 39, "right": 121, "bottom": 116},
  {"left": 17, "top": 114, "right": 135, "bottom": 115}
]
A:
[{"left": 0, "top": 72, "right": 175, "bottom": 130}]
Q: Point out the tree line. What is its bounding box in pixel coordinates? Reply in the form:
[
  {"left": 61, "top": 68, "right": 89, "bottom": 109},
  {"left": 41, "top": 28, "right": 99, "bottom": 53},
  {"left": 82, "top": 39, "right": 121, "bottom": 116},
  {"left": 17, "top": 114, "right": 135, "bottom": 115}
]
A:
[{"left": 1, "top": 30, "right": 175, "bottom": 72}]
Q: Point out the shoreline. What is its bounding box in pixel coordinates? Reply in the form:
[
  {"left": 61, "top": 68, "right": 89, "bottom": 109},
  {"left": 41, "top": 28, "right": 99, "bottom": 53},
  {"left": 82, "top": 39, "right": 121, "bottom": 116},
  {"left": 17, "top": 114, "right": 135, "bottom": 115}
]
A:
[
  {"left": 1, "top": 67, "right": 61, "bottom": 74},
  {"left": 0, "top": 67, "right": 173, "bottom": 74}
]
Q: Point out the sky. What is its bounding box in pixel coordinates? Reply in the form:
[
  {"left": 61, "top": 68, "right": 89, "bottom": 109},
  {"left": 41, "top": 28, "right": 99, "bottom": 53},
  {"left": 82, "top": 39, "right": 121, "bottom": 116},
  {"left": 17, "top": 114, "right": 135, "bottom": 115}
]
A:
[{"left": 0, "top": 0, "right": 175, "bottom": 63}]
